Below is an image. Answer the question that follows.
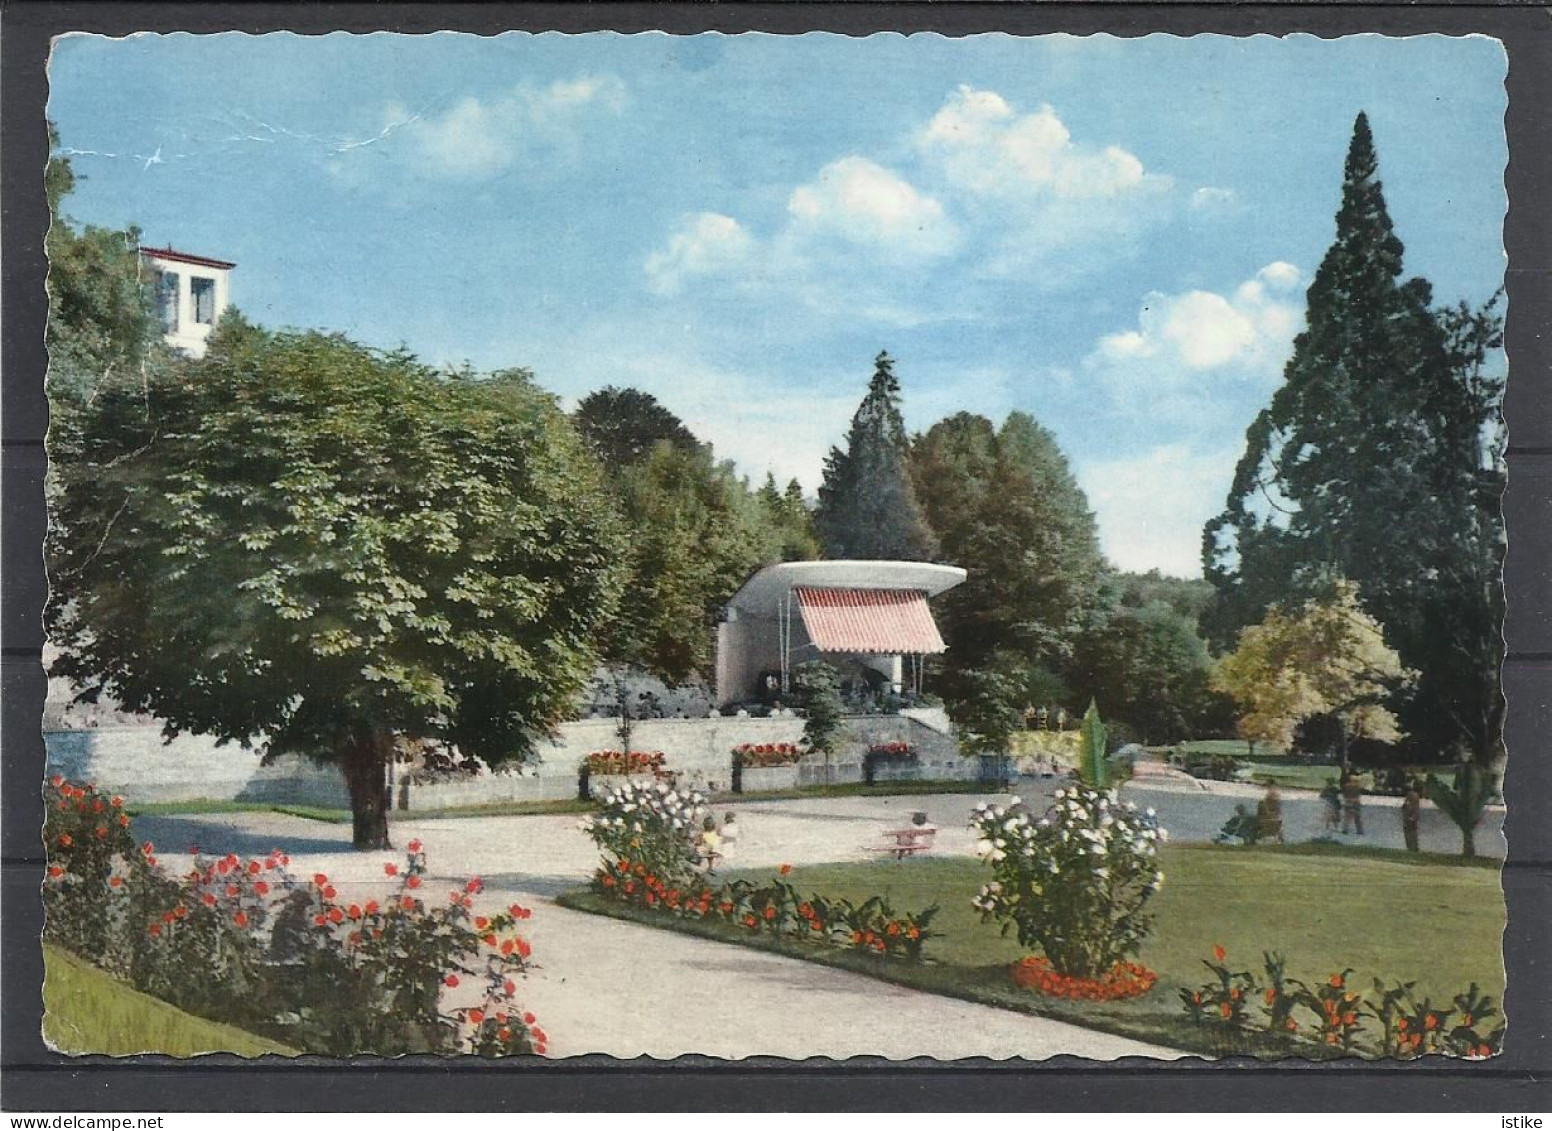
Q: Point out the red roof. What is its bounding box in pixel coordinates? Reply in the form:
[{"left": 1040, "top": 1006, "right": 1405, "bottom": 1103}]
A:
[
  {"left": 794, "top": 587, "right": 947, "bottom": 655},
  {"left": 139, "top": 247, "right": 237, "bottom": 270}
]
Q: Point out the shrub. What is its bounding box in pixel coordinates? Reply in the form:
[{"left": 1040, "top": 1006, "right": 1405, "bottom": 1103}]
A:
[
  {"left": 45, "top": 777, "right": 549, "bottom": 1057},
  {"left": 586, "top": 779, "right": 709, "bottom": 890},
  {"left": 971, "top": 786, "right": 1166, "bottom": 979}
]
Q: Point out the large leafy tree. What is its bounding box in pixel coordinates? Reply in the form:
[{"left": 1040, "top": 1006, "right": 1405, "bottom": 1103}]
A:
[
  {"left": 45, "top": 125, "right": 169, "bottom": 414},
  {"left": 815, "top": 351, "right": 936, "bottom": 561},
  {"left": 602, "top": 441, "right": 782, "bottom": 684},
  {"left": 1069, "top": 598, "right": 1214, "bottom": 746},
  {"left": 47, "top": 319, "right": 624, "bottom": 848},
  {"left": 573, "top": 386, "right": 700, "bottom": 471},
  {"left": 1203, "top": 112, "right": 1505, "bottom": 764},
  {"left": 910, "top": 411, "right": 1105, "bottom": 705},
  {"left": 1211, "top": 580, "right": 1413, "bottom": 766}
]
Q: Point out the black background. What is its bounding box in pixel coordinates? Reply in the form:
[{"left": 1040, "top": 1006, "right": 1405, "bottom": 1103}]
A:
[{"left": 3, "top": 1, "right": 1549, "bottom": 1113}]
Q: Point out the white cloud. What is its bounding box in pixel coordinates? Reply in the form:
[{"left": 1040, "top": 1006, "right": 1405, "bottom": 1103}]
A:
[
  {"left": 397, "top": 75, "right": 625, "bottom": 179},
  {"left": 918, "top": 85, "right": 1169, "bottom": 203},
  {"left": 1190, "top": 185, "right": 1241, "bottom": 213},
  {"left": 786, "top": 156, "right": 960, "bottom": 258},
  {"left": 644, "top": 212, "right": 755, "bottom": 295},
  {"left": 1088, "top": 261, "right": 1304, "bottom": 382},
  {"left": 1079, "top": 442, "right": 1243, "bottom": 577}
]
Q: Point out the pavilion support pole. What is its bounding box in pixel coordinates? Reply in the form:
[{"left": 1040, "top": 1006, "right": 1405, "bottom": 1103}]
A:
[{"left": 780, "top": 590, "right": 792, "bottom": 695}]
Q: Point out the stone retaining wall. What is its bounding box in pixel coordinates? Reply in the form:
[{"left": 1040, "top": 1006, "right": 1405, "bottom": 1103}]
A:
[{"left": 44, "top": 712, "right": 968, "bottom": 810}]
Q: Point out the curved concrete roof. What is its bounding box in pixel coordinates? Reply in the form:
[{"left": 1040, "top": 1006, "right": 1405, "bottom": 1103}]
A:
[{"left": 727, "top": 560, "right": 967, "bottom": 617}]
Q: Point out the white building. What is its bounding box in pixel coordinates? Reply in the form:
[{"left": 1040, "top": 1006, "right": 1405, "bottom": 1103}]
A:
[
  {"left": 140, "top": 246, "right": 235, "bottom": 358},
  {"left": 714, "top": 560, "right": 967, "bottom": 709}
]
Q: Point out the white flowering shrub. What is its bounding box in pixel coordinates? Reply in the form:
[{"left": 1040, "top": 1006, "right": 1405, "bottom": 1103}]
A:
[
  {"left": 586, "top": 779, "right": 709, "bottom": 887},
  {"left": 971, "top": 786, "right": 1167, "bottom": 979}
]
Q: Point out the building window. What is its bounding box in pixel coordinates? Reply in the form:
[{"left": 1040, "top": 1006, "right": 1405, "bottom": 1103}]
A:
[
  {"left": 191, "top": 276, "right": 217, "bottom": 325},
  {"left": 157, "top": 271, "right": 180, "bottom": 333}
]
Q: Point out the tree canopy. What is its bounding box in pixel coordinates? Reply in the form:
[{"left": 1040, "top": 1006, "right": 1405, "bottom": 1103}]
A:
[
  {"left": 573, "top": 386, "right": 701, "bottom": 471},
  {"left": 1202, "top": 112, "right": 1505, "bottom": 764},
  {"left": 910, "top": 410, "right": 1105, "bottom": 712},
  {"left": 599, "top": 441, "right": 786, "bottom": 684},
  {"left": 47, "top": 319, "right": 625, "bottom": 847},
  {"left": 1211, "top": 580, "right": 1413, "bottom": 762},
  {"left": 815, "top": 351, "right": 936, "bottom": 561}
]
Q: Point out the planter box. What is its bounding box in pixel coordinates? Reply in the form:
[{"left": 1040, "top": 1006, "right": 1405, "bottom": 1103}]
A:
[{"left": 739, "top": 764, "right": 800, "bottom": 793}]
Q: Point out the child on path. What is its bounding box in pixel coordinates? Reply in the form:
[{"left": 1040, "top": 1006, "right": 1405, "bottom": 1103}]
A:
[{"left": 697, "top": 816, "right": 723, "bottom": 873}]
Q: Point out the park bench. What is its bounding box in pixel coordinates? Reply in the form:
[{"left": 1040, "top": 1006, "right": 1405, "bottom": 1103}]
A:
[{"left": 868, "top": 826, "right": 936, "bottom": 860}]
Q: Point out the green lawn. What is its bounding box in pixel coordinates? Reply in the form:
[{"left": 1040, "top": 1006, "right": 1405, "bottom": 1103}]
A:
[
  {"left": 561, "top": 843, "right": 1504, "bottom": 1057},
  {"left": 43, "top": 945, "right": 297, "bottom": 1057},
  {"left": 127, "top": 799, "right": 351, "bottom": 823}
]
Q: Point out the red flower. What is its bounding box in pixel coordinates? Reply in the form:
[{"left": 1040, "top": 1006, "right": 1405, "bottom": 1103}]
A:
[
  {"left": 516, "top": 938, "right": 532, "bottom": 959},
  {"left": 322, "top": 885, "right": 337, "bottom": 900},
  {"left": 58, "top": 834, "right": 72, "bottom": 848},
  {"left": 47, "top": 865, "right": 64, "bottom": 879},
  {"left": 149, "top": 924, "right": 162, "bottom": 938},
  {"left": 406, "top": 874, "right": 422, "bottom": 889},
  {"left": 466, "top": 877, "right": 483, "bottom": 893},
  {"left": 444, "top": 974, "right": 459, "bottom": 988},
  {"left": 313, "top": 872, "right": 329, "bottom": 887},
  {"left": 779, "top": 864, "right": 792, "bottom": 876},
  {"left": 384, "top": 863, "right": 398, "bottom": 876},
  {"left": 314, "top": 913, "right": 328, "bottom": 927},
  {"left": 348, "top": 904, "right": 363, "bottom": 921},
  {"left": 327, "top": 907, "right": 344, "bottom": 924},
  {"left": 254, "top": 881, "right": 270, "bottom": 896},
  {"left": 504, "top": 980, "right": 517, "bottom": 996},
  {"left": 407, "top": 839, "right": 423, "bottom": 853},
  {"left": 234, "top": 910, "right": 249, "bottom": 928},
  {"left": 523, "top": 1012, "right": 536, "bottom": 1025},
  {"left": 401, "top": 896, "right": 417, "bottom": 911},
  {"left": 248, "top": 861, "right": 261, "bottom": 875},
  {"left": 1212, "top": 944, "right": 1226, "bottom": 962},
  {"left": 475, "top": 916, "right": 490, "bottom": 929},
  {"left": 364, "top": 900, "right": 379, "bottom": 914}
]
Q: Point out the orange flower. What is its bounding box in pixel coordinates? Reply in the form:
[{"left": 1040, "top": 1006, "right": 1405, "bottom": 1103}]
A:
[
  {"left": 109, "top": 876, "right": 123, "bottom": 889},
  {"left": 1212, "top": 944, "right": 1226, "bottom": 962},
  {"left": 763, "top": 906, "right": 777, "bottom": 921},
  {"left": 1219, "top": 1002, "right": 1233, "bottom": 1019},
  {"left": 1425, "top": 1014, "right": 1439, "bottom": 1031},
  {"left": 779, "top": 864, "right": 792, "bottom": 876},
  {"left": 469, "top": 1008, "right": 485, "bottom": 1024},
  {"left": 58, "top": 834, "right": 72, "bottom": 848},
  {"left": 1265, "top": 988, "right": 1277, "bottom": 1003},
  {"left": 1329, "top": 973, "right": 1344, "bottom": 989}
]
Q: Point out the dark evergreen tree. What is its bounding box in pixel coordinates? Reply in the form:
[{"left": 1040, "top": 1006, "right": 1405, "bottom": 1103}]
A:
[
  {"left": 815, "top": 352, "right": 937, "bottom": 560},
  {"left": 573, "top": 386, "right": 701, "bottom": 471},
  {"left": 1202, "top": 112, "right": 1505, "bottom": 763}
]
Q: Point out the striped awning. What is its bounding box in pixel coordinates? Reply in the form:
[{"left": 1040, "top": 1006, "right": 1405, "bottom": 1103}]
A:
[{"left": 793, "top": 587, "right": 947, "bottom": 655}]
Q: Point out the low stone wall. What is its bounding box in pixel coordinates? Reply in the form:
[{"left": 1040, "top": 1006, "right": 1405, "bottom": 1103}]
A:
[{"left": 44, "top": 711, "right": 969, "bottom": 810}]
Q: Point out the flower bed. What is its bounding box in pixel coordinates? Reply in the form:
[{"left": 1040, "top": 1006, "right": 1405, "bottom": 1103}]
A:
[
  {"left": 585, "top": 783, "right": 938, "bottom": 961},
  {"left": 1010, "top": 956, "right": 1158, "bottom": 1001},
  {"left": 866, "top": 741, "right": 915, "bottom": 759},
  {"left": 592, "top": 860, "right": 938, "bottom": 961},
  {"left": 584, "top": 750, "right": 667, "bottom": 776},
  {"left": 1180, "top": 945, "right": 1504, "bottom": 1059},
  {"left": 732, "top": 742, "right": 803, "bottom": 768},
  {"left": 44, "top": 775, "right": 549, "bottom": 1057}
]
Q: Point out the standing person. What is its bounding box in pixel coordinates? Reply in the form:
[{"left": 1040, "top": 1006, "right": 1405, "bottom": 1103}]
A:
[
  {"left": 1340, "top": 771, "right": 1365, "bottom": 836},
  {"left": 720, "top": 812, "right": 740, "bottom": 857},
  {"left": 1256, "top": 786, "right": 1284, "bottom": 844},
  {"left": 1320, "top": 778, "right": 1342, "bottom": 832},
  {"left": 1401, "top": 782, "right": 1422, "bottom": 852},
  {"left": 697, "top": 816, "right": 723, "bottom": 873}
]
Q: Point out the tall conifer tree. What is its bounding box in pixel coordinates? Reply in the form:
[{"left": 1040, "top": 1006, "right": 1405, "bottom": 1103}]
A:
[
  {"left": 815, "top": 352, "right": 937, "bottom": 560},
  {"left": 1203, "top": 112, "right": 1504, "bottom": 762}
]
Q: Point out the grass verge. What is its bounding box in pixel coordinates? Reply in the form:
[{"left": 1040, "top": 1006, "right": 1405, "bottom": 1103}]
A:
[
  {"left": 43, "top": 944, "right": 297, "bottom": 1057},
  {"left": 127, "top": 799, "right": 351, "bottom": 823},
  {"left": 708, "top": 779, "right": 994, "bottom": 805},
  {"left": 559, "top": 842, "right": 1504, "bottom": 1059}
]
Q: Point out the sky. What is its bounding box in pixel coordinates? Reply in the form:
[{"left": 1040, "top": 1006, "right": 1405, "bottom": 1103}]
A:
[{"left": 46, "top": 31, "right": 1508, "bottom": 577}]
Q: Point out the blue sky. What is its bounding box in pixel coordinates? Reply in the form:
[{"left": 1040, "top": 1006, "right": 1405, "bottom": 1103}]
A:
[{"left": 47, "top": 31, "right": 1507, "bottom": 576}]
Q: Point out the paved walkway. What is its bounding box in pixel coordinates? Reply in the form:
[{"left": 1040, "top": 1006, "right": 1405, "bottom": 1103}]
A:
[
  {"left": 132, "top": 779, "right": 1502, "bottom": 1060},
  {"left": 134, "top": 800, "right": 1180, "bottom": 1060}
]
